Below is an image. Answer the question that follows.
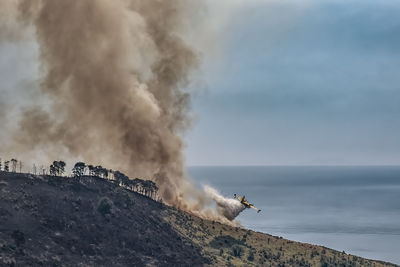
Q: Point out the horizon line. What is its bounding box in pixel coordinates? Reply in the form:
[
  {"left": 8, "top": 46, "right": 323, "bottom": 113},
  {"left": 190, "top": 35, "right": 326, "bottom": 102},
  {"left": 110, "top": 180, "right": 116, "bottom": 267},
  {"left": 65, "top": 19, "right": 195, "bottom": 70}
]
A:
[{"left": 186, "top": 164, "right": 400, "bottom": 167}]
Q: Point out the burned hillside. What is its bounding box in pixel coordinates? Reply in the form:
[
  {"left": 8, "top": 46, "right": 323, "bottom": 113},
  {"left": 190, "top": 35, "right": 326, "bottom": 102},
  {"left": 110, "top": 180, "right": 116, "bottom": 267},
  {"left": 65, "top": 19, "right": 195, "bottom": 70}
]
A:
[
  {"left": 0, "top": 172, "right": 207, "bottom": 266},
  {"left": 0, "top": 172, "right": 397, "bottom": 267}
]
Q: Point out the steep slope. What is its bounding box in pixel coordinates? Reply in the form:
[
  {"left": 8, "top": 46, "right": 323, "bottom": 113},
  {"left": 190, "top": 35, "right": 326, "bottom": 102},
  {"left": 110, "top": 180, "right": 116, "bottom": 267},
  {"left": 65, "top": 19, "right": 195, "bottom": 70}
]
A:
[
  {"left": 0, "top": 172, "right": 397, "bottom": 267},
  {"left": 0, "top": 172, "right": 207, "bottom": 266},
  {"left": 165, "top": 209, "right": 397, "bottom": 267}
]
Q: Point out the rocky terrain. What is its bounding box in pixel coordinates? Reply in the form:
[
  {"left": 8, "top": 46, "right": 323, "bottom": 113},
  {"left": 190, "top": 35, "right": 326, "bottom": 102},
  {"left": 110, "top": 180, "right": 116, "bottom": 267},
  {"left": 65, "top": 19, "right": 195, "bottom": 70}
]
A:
[{"left": 0, "top": 172, "right": 397, "bottom": 266}]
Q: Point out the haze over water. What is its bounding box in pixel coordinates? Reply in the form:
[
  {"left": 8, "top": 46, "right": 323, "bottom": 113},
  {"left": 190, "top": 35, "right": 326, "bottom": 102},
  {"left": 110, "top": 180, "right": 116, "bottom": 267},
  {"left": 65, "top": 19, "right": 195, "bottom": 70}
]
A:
[{"left": 188, "top": 166, "right": 400, "bottom": 265}]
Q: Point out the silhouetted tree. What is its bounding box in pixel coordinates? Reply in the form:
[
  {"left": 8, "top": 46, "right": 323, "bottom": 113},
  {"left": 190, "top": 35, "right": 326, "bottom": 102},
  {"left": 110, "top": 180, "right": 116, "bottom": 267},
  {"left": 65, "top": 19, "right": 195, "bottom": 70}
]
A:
[
  {"left": 128, "top": 178, "right": 139, "bottom": 191},
  {"left": 11, "top": 159, "right": 17, "bottom": 172},
  {"left": 49, "top": 164, "right": 56, "bottom": 176},
  {"left": 131, "top": 178, "right": 143, "bottom": 193},
  {"left": 94, "top": 166, "right": 108, "bottom": 179},
  {"left": 108, "top": 169, "right": 114, "bottom": 180},
  {"left": 94, "top": 165, "right": 103, "bottom": 177},
  {"left": 49, "top": 161, "right": 66, "bottom": 176},
  {"left": 101, "top": 168, "right": 109, "bottom": 179},
  {"left": 125, "top": 178, "right": 158, "bottom": 199},
  {"left": 72, "top": 162, "right": 86, "bottom": 177},
  {"left": 142, "top": 180, "right": 151, "bottom": 197},
  {"left": 4, "top": 161, "right": 9, "bottom": 172},
  {"left": 149, "top": 180, "right": 158, "bottom": 199},
  {"left": 115, "top": 171, "right": 131, "bottom": 186},
  {"left": 0, "top": 158, "right": 2, "bottom": 171},
  {"left": 57, "top": 161, "right": 66, "bottom": 175},
  {"left": 87, "top": 165, "right": 94, "bottom": 176},
  {"left": 113, "top": 171, "right": 123, "bottom": 184},
  {"left": 142, "top": 180, "right": 158, "bottom": 199},
  {"left": 32, "top": 164, "right": 37, "bottom": 175},
  {"left": 122, "top": 175, "right": 130, "bottom": 186}
]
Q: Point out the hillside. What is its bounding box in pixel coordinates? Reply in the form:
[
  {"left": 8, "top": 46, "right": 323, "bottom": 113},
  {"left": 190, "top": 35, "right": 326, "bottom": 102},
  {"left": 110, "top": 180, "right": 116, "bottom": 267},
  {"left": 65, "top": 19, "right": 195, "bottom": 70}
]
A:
[{"left": 0, "top": 172, "right": 397, "bottom": 267}]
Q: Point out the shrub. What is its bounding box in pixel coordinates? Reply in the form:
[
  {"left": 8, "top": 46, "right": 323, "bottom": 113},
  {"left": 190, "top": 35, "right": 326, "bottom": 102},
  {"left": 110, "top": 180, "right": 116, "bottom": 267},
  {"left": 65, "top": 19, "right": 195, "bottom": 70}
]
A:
[
  {"left": 232, "top": 245, "right": 243, "bottom": 258},
  {"left": 247, "top": 250, "right": 255, "bottom": 261},
  {"left": 97, "top": 197, "right": 113, "bottom": 215}
]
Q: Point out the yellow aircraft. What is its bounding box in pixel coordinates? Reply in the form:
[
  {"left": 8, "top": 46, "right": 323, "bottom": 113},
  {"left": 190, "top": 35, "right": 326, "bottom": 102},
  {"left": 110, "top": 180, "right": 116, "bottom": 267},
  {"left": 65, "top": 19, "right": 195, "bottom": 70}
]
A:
[{"left": 234, "top": 194, "right": 261, "bottom": 213}]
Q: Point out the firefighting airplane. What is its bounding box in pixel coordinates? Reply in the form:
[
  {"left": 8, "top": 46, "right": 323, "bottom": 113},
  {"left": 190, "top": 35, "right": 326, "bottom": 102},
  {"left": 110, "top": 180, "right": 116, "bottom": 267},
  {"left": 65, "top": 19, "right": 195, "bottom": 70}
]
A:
[{"left": 234, "top": 194, "right": 261, "bottom": 213}]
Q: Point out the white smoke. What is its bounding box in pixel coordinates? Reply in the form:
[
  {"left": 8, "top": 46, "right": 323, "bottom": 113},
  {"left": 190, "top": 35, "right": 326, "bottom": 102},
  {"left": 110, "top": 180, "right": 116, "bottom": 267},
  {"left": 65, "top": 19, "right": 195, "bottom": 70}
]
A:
[{"left": 204, "top": 185, "right": 246, "bottom": 221}]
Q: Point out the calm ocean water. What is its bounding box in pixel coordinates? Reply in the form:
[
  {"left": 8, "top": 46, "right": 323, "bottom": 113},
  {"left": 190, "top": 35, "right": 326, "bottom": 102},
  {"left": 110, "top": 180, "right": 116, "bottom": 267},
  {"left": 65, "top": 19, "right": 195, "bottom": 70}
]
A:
[{"left": 187, "top": 166, "right": 400, "bottom": 265}]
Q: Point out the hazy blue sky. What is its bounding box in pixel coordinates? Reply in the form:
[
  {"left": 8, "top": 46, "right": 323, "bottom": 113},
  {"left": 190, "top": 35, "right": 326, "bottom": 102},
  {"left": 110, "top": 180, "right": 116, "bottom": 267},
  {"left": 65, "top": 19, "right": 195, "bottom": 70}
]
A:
[{"left": 185, "top": 0, "right": 400, "bottom": 166}]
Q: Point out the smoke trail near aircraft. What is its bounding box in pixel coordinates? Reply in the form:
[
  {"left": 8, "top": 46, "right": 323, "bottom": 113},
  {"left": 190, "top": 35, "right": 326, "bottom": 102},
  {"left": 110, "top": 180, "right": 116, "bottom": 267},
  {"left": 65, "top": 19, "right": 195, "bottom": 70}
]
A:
[
  {"left": 0, "top": 0, "right": 242, "bottom": 222},
  {"left": 204, "top": 186, "right": 246, "bottom": 221}
]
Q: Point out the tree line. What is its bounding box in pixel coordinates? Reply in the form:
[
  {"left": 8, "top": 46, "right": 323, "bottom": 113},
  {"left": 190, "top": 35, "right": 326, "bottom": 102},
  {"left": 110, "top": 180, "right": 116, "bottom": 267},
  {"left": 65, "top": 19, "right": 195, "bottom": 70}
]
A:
[
  {"left": 0, "top": 158, "right": 160, "bottom": 202},
  {"left": 0, "top": 158, "right": 23, "bottom": 173},
  {"left": 70, "top": 161, "right": 159, "bottom": 201}
]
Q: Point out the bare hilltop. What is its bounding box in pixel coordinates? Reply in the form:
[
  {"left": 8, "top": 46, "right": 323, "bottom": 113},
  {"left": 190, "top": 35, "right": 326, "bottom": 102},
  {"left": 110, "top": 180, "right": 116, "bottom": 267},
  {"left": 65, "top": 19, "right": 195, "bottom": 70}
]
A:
[{"left": 0, "top": 172, "right": 397, "bottom": 267}]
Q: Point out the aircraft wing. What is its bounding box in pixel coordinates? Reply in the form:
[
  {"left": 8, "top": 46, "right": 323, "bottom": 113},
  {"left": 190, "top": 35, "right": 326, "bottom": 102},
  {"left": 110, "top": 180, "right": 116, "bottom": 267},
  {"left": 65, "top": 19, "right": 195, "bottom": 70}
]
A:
[
  {"left": 249, "top": 204, "right": 261, "bottom": 213},
  {"left": 235, "top": 194, "right": 261, "bottom": 213},
  {"left": 242, "top": 199, "right": 250, "bottom": 206}
]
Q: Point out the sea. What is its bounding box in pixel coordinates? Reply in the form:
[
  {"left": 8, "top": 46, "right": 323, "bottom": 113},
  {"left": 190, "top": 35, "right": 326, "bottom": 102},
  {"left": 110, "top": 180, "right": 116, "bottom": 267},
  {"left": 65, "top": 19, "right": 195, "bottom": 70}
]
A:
[{"left": 187, "top": 166, "right": 400, "bottom": 265}]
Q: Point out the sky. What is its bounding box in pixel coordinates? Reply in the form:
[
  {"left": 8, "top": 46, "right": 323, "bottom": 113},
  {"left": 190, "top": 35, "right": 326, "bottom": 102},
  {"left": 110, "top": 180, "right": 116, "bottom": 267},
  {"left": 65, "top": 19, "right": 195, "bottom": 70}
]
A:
[
  {"left": 1, "top": 0, "right": 399, "bottom": 167},
  {"left": 185, "top": 0, "right": 400, "bottom": 166}
]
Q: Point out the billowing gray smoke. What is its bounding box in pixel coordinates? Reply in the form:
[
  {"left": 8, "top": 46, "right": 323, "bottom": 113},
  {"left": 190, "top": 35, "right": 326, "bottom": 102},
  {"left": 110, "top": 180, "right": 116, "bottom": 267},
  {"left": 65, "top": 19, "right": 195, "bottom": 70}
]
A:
[{"left": 0, "top": 0, "right": 242, "bottom": 222}]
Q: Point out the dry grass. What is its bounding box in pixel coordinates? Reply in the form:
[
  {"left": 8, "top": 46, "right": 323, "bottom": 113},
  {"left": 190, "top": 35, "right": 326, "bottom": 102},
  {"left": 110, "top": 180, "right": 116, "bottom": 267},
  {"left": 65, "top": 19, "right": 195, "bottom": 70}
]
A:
[{"left": 164, "top": 208, "right": 397, "bottom": 267}]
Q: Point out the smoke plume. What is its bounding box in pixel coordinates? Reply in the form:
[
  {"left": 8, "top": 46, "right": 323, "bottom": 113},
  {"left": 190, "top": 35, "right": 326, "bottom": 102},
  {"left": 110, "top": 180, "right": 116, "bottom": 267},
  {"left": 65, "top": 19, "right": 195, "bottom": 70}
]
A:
[{"left": 0, "top": 0, "right": 240, "bottom": 221}]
